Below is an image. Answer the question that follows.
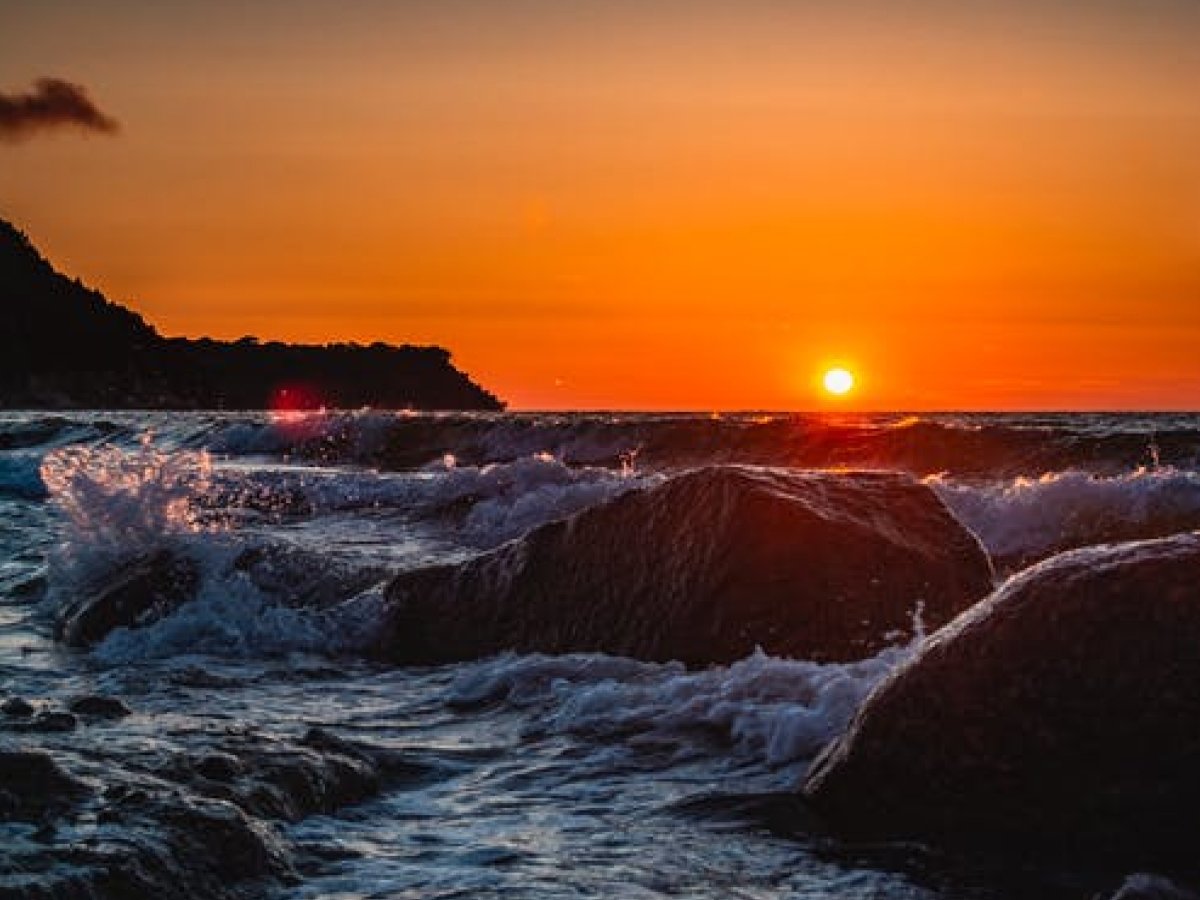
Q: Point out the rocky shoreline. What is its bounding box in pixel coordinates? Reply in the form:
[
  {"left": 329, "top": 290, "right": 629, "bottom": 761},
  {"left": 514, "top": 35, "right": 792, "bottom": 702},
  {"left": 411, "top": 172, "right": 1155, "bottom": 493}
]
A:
[{"left": 0, "top": 690, "right": 436, "bottom": 900}]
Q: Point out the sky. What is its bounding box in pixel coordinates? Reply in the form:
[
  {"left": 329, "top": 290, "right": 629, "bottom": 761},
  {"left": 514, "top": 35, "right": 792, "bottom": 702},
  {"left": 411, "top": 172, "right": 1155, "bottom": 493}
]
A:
[{"left": 2, "top": 1, "right": 1199, "bottom": 410}]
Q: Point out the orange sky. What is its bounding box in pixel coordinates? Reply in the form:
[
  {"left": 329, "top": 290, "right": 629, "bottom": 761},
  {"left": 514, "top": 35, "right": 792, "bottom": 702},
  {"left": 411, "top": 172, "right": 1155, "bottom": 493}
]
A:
[{"left": 2, "top": 1, "right": 1199, "bottom": 409}]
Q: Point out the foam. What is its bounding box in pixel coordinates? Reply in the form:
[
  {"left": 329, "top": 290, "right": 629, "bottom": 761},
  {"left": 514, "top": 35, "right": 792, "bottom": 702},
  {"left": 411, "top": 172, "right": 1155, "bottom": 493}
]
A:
[
  {"left": 447, "top": 637, "right": 920, "bottom": 769},
  {"left": 89, "top": 569, "right": 388, "bottom": 663},
  {"left": 929, "top": 467, "right": 1200, "bottom": 564}
]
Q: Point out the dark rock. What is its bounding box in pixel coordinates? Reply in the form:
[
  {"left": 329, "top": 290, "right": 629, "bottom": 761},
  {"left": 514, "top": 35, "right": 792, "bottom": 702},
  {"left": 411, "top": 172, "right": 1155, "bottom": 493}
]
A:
[
  {"left": 233, "top": 743, "right": 379, "bottom": 822},
  {"left": 55, "top": 549, "right": 200, "bottom": 647},
  {"left": 301, "top": 726, "right": 373, "bottom": 761},
  {"left": 193, "top": 752, "right": 244, "bottom": 782},
  {"left": 67, "top": 694, "right": 132, "bottom": 719},
  {"left": 0, "top": 696, "right": 34, "bottom": 717},
  {"left": 155, "top": 796, "right": 294, "bottom": 882},
  {"left": 0, "top": 750, "right": 89, "bottom": 821},
  {"left": 7, "top": 711, "right": 78, "bottom": 733},
  {"left": 302, "top": 728, "right": 446, "bottom": 786},
  {"left": 10, "top": 574, "right": 46, "bottom": 599},
  {"left": 166, "top": 666, "right": 243, "bottom": 689},
  {"left": 0, "top": 728, "right": 397, "bottom": 900},
  {"left": 377, "top": 466, "right": 994, "bottom": 666},
  {"left": 802, "top": 533, "right": 1200, "bottom": 867},
  {"left": 80, "top": 793, "right": 295, "bottom": 900},
  {"left": 233, "top": 544, "right": 388, "bottom": 610},
  {"left": 164, "top": 730, "right": 384, "bottom": 822}
]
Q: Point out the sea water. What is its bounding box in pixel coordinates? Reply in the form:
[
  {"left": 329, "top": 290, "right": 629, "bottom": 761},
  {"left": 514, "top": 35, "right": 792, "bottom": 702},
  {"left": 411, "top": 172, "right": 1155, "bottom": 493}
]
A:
[{"left": 3, "top": 410, "right": 1198, "bottom": 899}]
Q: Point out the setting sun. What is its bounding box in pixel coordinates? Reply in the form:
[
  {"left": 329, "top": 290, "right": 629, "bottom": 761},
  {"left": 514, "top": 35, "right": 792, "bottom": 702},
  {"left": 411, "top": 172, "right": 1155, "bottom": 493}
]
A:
[{"left": 823, "top": 367, "right": 855, "bottom": 396}]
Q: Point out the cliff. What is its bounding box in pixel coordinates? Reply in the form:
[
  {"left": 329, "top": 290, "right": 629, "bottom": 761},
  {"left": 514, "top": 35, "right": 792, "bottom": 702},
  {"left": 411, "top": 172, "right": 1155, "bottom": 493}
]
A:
[{"left": 0, "top": 219, "right": 503, "bottom": 410}]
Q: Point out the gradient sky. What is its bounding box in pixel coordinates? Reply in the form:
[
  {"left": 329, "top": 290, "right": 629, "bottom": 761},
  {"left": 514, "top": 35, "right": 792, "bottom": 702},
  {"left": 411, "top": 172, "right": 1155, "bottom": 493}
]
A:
[{"left": 2, "top": 1, "right": 1199, "bottom": 409}]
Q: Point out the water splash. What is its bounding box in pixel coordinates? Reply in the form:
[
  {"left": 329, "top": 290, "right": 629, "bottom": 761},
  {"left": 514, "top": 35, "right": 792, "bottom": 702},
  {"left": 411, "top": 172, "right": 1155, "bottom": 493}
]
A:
[{"left": 41, "top": 436, "right": 218, "bottom": 552}]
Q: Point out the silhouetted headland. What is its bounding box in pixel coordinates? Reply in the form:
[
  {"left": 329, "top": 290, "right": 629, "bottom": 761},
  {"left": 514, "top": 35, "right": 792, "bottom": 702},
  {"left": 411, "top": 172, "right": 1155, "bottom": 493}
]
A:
[{"left": 0, "top": 219, "right": 503, "bottom": 410}]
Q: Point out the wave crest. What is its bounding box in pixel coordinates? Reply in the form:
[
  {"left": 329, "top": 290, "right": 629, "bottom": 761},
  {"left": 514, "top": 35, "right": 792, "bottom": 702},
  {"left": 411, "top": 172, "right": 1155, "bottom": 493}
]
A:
[
  {"left": 930, "top": 467, "right": 1200, "bottom": 567},
  {"left": 447, "top": 641, "right": 919, "bottom": 769}
]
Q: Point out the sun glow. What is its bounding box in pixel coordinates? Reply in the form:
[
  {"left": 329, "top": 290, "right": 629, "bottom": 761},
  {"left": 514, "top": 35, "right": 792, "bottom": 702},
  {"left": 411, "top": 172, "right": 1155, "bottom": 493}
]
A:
[{"left": 823, "top": 367, "right": 855, "bottom": 396}]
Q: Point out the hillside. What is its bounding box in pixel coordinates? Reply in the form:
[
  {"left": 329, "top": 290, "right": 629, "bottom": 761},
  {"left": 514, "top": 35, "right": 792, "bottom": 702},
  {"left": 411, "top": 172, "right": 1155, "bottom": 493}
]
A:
[{"left": 0, "top": 220, "right": 503, "bottom": 410}]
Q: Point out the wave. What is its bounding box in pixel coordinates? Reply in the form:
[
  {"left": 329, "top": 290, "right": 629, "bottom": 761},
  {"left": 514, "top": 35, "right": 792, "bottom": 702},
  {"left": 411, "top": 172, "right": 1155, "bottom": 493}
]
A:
[
  {"left": 8, "top": 410, "right": 1200, "bottom": 478},
  {"left": 85, "top": 565, "right": 388, "bottom": 664},
  {"left": 33, "top": 428, "right": 1200, "bottom": 667},
  {"left": 447, "top": 641, "right": 918, "bottom": 770},
  {"left": 40, "top": 440, "right": 649, "bottom": 550},
  {"left": 38, "top": 441, "right": 650, "bottom": 659},
  {"left": 282, "top": 412, "right": 1194, "bottom": 477},
  {"left": 42, "top": 445, "right": 978, "bottom": 668},
  {"left": 930, "top": 467, "right": 1200, "bottom": 568}
]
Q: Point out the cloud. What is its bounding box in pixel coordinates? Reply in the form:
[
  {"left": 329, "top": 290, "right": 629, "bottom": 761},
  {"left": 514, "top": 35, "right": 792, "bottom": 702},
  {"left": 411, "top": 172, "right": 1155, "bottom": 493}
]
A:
[{"left": 0, "top": 78, "right": 120, "bottom": 142}]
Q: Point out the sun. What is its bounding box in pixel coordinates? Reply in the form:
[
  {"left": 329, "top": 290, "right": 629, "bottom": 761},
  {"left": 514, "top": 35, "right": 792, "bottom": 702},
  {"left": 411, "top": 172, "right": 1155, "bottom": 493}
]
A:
[{"left": 823, "top": 367, "right": 855, "bottom": 396}]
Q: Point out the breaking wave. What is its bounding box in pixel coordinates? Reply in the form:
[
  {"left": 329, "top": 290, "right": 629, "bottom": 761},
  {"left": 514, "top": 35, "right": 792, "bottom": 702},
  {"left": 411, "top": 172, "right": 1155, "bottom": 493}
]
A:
[
  {"left": 447, "top": 640, "right": 919, "bottom": 770},
  {"left": 931, "top": 467, "right": 1200, "bottom": 567}
]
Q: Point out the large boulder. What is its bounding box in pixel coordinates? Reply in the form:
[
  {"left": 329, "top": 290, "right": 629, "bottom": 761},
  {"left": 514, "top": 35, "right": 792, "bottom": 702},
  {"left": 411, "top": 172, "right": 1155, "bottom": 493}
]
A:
[
  {"left": 376, "top": 465, "right": 994, "bottom": 666},
  {"left": 802, "top": 532, "right": 1200, "bottom": 866}
]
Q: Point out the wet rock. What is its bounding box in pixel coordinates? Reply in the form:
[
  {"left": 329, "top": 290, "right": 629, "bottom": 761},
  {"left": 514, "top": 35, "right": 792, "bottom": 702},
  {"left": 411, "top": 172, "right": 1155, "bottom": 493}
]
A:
[
  {"left": 0, "top": 750, "right": 89, "bottom": 821},
  {"left": 154, "top": 795, "right": 294, "bottom": 882},
  {"left": 232, "top": 544, "right": 388, "bottom": 610},
  {"left": 197, "top": 733, "right": 381, "bottom": 821},
  {"left": 9, "top": 573, "right": 46, "bottom": 600},
  {"left": 193, "top": 751, "right": 244, "bottom": 782},
  {"left": 68, "top": 793, "right": 296, "bottom": 900},
  {"left": 6, "top": 711, "right": 77, "bottom": 733},
  {"left": 802, "top": 533, "right": 1200, "bottom": 867},
  {"left": 166, "top": 666, "right": 243, "bottom": 689},
  {"left": 0, "top": 696, "right": 34, "bottom": 717},
  {"left": 379, "top": 466, "right": 994, "bottom": 666},
  {"left": 67, "top": 694, "right": 131, "bottom": 719},
  {"left": 55, "top": 549, "right": 200, "bottom": 648},
  {"left": 0, "top": 727, "right": 400, "bottom": 900}
]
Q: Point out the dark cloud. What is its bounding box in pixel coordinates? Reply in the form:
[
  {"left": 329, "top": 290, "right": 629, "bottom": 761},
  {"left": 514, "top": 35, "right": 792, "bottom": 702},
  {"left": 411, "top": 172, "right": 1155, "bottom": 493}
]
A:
[{"left": 0, "top": 78, "right": 120, "bottom": 142}]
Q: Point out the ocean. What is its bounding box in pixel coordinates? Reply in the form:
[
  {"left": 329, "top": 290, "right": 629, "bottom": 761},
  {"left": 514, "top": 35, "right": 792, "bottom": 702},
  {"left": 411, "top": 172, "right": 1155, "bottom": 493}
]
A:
[{"left": 2, "top": 410, "right": 1198, "bottom": 900}]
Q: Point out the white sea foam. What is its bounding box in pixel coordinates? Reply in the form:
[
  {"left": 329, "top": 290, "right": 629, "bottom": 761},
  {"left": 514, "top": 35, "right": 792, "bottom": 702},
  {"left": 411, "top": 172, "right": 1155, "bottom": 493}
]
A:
[
  {"left": 89, "top": 573, "right": 388, "bottom": 663},
  {"left": 448, "top": 639, "right": 919, "bottom": 769},
  {"left": 929, "top": 467, "right": 1200, "bottom": 564},
  {"left": 42, "top": 439, "right": 646, "bottom": 552},
  {"left": 438, "top": 453, "right": 659, "bottom": 545},
  {"left": 203, "top": 452, "right": 649, "bottom": 546}
]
